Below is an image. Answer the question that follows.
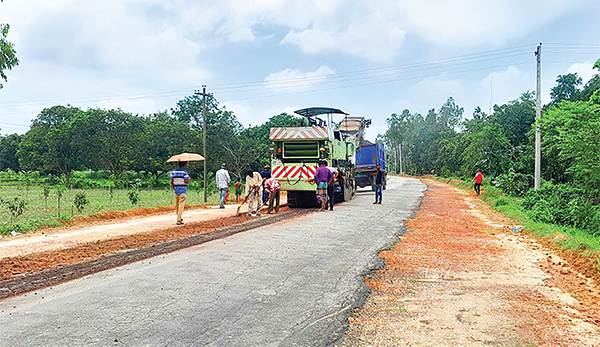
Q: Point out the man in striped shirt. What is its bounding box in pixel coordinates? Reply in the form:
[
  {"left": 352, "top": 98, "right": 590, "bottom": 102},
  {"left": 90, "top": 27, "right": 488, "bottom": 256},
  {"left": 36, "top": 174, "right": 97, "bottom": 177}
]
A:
[{"left": 170, "top": 161, "right": 190, "bottom": 225}]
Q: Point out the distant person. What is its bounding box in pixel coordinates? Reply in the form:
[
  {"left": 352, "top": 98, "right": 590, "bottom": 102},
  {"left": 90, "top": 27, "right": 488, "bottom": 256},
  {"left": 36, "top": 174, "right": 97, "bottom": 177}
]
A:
[
  {"left": 260, "top": 165, "right": 271, "bottom": 204},
  {"left": 234, "top": 177, "right": 243, "bottom": 203},
  {"left": 474, "top": 169, "right": 483, "bottom": 195},
  {"left": 215, "top": 163, "right": 230, "bottom": 209},
  {"left": 245, "top": 169, "right": 263, "bottom": 216},
  {"left": 170, "top": 161, "right": 190, "bottom": 225},
  {"left": 314, "top": 160, "right": 333, "bottom": 211},
  {"left": 374, "top": 163, "right": 384, "bottom": 204},
  {"left": 326, "top": 165, "right": 338, "bottom": 211},
  {"left": 264, "top": 177, "right": 281, "bottom": 213}
]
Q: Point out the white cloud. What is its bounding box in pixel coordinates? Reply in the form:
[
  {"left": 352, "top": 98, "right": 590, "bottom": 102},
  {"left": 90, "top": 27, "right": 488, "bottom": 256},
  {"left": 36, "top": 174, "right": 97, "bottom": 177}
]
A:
[
  {"left": 415, "top": 75, "right": 464, "bottom": 95},
  {"left": 397, "top": 0, "right": 576, "bottom": 47},
  {"left": 479, "top": 65, "right": 533, "bottom": 106},
  {"left": 567, "top": 62, "right": 597, "bottom": 84},
  {"left": 282, "top": 15, "right": 406, "bottom": 63},
  {"left": 265, "top": 65, "right": 335, "bottom": 92}
]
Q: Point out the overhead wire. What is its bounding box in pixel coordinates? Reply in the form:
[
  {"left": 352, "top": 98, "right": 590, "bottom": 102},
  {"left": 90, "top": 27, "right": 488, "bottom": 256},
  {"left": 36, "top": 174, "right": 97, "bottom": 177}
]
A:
[{"left": 0, "top": 42, "right": 597, "bottom": 123}]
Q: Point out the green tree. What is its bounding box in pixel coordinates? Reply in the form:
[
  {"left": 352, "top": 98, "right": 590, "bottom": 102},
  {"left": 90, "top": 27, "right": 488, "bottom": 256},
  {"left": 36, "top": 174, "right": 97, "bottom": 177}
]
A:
[
  {"left": 138, "top": 111, "right": 199, "bottom": 182},
  {"left": 0, "top": 23, "right": 19, "bottom": 89},
  {"left": 581, "top": 59, "right": 600, "bottom": 101},
  {"left": 85, "top": 108, "right": 144, "bottom": 178},
  {"left": 540, "top": 93, "right": 600, "bottom": 194},
  {"left": 460, "top": 125, "right": 511, "bottom": 177},
  {"left": 0, "top": 133, "right": 23, "bottom": 170},
  {"left": 491, "top": 92, "right": 536, "bottom": 148},
  {"left": 17, "top": 105, "right": 91, "bottom": 184},
  {"left": 171, "top": 94, "right": 243, "bottom": 175},
  {"left": 550, "top": 73, "right": 583, "bottom": 104}
]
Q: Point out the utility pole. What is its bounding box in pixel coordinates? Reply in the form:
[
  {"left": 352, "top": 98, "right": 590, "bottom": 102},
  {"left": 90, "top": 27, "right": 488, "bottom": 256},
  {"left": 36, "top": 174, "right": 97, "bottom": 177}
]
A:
[
  {"left": 399, "top": 143, "right": 403, "bottom": 175},
  {"left": 195, "top": 86, "right": 210, "bottom": 203},
  {"left": 534, "top": 43, "right": 542, "bottom": 190}
]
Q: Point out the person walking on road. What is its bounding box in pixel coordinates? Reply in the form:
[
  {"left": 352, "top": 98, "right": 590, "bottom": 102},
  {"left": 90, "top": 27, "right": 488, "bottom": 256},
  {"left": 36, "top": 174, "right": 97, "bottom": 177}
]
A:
[
  {"left": 326, "top": 165, "right": 338, "bottom": 211},
  {"left": 264, "top": 177, "right": 281, "bottom": 213},
  {"left": 216, "top": 163, "right": 231, "bottom": 209},
  {"left": 374, "top": 163, "right": 385, "bottom": 204},
  {"left": 314, "top": 160, "right": 333, "bottom": 211},
  {"left": 234, "top": 177, "right": 243, "bottom": 203},
  {"left": 245, "top": 169, "right": 263, "bottom": 216},
  {"left": 474, "top": 169, "right": 483, "bottom": 195},
  {"left": 170, "top": 161, "right": 190, "bottom": 225}
]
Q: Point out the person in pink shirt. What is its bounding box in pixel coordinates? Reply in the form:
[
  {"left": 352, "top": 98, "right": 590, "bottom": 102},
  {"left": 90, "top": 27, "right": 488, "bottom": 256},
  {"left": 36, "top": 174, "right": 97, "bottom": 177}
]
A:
[{"left": 264, "top": 177, "right": 281, "bottom": 213}]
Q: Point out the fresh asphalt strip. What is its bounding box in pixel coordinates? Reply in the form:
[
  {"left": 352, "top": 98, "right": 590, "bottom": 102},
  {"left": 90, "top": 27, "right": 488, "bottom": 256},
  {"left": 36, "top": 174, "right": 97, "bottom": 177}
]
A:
[{"left": 0, "top": 208, "right": 311, "bottom": 300}]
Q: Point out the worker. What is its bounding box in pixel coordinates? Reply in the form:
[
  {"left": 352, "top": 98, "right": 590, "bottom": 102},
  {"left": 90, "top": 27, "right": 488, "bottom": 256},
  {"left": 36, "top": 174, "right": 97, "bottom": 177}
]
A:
[
  {"left": 314, "top": 160, "right": 333, "bottom": 211},
  {"left": 374, "top": 163, "right": 384, "bottom": 204},
  {"left": 260, "top": 164, "right": 271, "bottom": 204},
  {"left": 264, "top": 177, "right": 281, "bottom": 213},
  {"left": 215, "top": 163, "right": 230, "bottom": 209},
  {"left": 245, "top": 169, "right": 263, "bottom": 216},
  {"left": 326, "top": 165, "right": 338, "bottom": 211}
]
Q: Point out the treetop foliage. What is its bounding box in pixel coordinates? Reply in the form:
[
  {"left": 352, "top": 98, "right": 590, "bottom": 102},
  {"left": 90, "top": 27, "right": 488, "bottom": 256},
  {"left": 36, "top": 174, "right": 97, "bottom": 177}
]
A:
[{"left": 0, "top": 23, "right": 19, "bottom": 89}]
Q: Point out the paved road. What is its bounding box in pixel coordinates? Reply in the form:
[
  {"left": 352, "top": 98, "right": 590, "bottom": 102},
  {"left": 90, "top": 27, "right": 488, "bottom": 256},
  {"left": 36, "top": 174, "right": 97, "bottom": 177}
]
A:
[{"left": 0, "top": 177, "right": 425, "bottom": 347}]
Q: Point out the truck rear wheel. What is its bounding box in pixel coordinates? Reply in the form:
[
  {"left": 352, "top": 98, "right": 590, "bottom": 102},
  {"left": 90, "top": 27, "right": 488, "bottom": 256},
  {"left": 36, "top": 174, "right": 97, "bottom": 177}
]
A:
[{"left": 287, "top": 191, "right": 318, "bottom": 208}]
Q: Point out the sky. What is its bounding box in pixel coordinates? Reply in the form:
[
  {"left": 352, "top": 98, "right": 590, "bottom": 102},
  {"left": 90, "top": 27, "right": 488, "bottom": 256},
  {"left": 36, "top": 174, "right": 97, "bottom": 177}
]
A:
[{"left": 0, "top": 0, "right": 599, "bottom": 141}]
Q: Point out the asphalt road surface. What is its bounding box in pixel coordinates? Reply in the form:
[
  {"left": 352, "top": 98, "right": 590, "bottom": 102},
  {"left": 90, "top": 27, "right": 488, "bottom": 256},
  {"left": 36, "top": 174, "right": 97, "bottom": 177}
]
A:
[{"left": 0, "top": 176, "right": 425, "bottom": 347}]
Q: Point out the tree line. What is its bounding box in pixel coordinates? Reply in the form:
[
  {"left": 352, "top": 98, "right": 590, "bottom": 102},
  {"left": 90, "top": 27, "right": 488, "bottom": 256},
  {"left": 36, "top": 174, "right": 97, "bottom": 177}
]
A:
[
  {"left": 0, "top": 95, "right": 304, "bottom": 186},
  {"left": 383, "top": 59, "right": 600, "bottom": 234}
]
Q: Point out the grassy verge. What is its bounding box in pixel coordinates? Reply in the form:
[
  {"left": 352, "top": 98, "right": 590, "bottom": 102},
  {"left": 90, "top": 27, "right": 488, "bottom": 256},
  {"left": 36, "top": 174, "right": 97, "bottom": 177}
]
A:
[
  {"left": 437, "top": 177, "right": 600, "bottom": 256},
  {"left": 0, "top": 183, "right": 223, "bottom": 235}
]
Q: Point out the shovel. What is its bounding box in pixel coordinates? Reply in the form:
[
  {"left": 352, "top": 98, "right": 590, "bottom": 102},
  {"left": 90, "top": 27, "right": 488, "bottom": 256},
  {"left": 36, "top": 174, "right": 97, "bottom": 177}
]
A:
[{"left": 236, "top": 186, "right": 259, "bottom": 216}]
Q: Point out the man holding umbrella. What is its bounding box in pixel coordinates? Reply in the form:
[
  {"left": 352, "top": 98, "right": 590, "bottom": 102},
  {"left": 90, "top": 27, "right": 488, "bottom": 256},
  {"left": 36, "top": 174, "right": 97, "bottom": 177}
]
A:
[
  {"left": 170, "top": 161, "right": 190, "bottom": 225},
  {"left": 167, "top": 153, "right": 204, "bottom": 225}
]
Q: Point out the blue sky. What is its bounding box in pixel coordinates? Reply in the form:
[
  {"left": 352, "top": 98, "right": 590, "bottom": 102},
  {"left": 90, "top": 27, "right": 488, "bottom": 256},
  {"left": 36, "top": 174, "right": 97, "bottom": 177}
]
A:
[{"left": 0, "top": 0, "right": 599, "bottom": 141}]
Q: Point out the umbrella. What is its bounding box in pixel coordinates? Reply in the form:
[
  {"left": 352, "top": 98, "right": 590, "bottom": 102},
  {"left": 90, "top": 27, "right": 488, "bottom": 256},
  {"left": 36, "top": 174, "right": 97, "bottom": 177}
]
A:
[{"left": 167, "top": 153, "right": 205, "bottom": 163}]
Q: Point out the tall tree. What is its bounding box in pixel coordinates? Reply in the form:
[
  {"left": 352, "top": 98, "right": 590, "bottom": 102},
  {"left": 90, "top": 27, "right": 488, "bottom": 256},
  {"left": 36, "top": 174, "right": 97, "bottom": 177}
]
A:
[
  {"left": 17, "top": 106, "right": 91, "bottom": 183},
  {"left": 0, "top": 23, "right": 19, "bottom": 89},
  {"left": 138, "top": 111, "right": 199, "bottom": 179},
  {"left": 171, "top": 94, "right": 242, "bottom": 174},
  {"left": 85, "top": 108, "right": 145, "bottom": 178},
  {"left": 491, "top": 92, "right": 536, "bottom": 148},
  {"left": 0, "top": 133, "right": 23, "bottom": 170},
  {"left": 540, "top": 94, "right": 600, "bottom": 194},
  {"left": 550, "top": 73, "right": 583, "bottom": 103}
]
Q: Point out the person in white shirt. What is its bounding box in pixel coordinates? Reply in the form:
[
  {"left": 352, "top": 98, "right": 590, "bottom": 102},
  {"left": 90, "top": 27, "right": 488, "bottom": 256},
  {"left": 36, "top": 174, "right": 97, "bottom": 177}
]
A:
[
  {"left": 245, "top": 169, "right": 263, "bottom": 216},
  {"left": 215, "top": 163, "right": 231, "bottom": 209}
]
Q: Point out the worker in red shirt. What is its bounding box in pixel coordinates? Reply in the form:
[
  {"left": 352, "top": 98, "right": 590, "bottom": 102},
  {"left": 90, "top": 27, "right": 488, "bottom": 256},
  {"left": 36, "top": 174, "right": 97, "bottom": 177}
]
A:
[{"left": 474, "top": 169, "right": 483, "bottom": 195}]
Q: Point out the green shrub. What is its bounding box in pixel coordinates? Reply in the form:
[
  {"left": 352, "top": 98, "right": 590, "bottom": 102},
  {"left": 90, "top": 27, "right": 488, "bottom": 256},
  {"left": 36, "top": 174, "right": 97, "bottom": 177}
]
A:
[
  {"left": 495, "top": 196, "right": 510, "bottom": 207},
  {"left": 523, "top": 181, "right": 600, "bottom": 236},
  {"left": 492, "top": 169, "right": 533, "bottom": 197},
  {"left": 73, "top": 191, "right": 89, "bottom": 214}
]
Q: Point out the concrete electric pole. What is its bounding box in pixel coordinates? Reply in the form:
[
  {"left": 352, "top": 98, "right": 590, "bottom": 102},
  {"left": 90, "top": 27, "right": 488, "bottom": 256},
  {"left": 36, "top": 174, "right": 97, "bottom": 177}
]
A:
[
  {"left": 195, "top": 86, "right": 210, "bottom": 203},
  {"left": 534, "top": 43, "right": 542, "bottom": 190}
]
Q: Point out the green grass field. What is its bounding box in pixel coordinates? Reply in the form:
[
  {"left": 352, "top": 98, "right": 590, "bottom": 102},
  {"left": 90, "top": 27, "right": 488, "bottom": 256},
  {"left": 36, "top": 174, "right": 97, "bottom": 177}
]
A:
[{"left": 0, "top": 183, "right": 223, "bottom": 234}]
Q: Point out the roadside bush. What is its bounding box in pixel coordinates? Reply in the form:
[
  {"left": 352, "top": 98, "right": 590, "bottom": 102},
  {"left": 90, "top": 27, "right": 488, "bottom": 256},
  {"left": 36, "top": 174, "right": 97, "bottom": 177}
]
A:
[
  {"left": 492, "top": 169, "right": 533, "bottom": 197},
  {"left": 523, "top": 182, "right": 600, "bottom": 235},
  {"left": 495, "top": 196, "right": 510, "bottom": 207}
]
